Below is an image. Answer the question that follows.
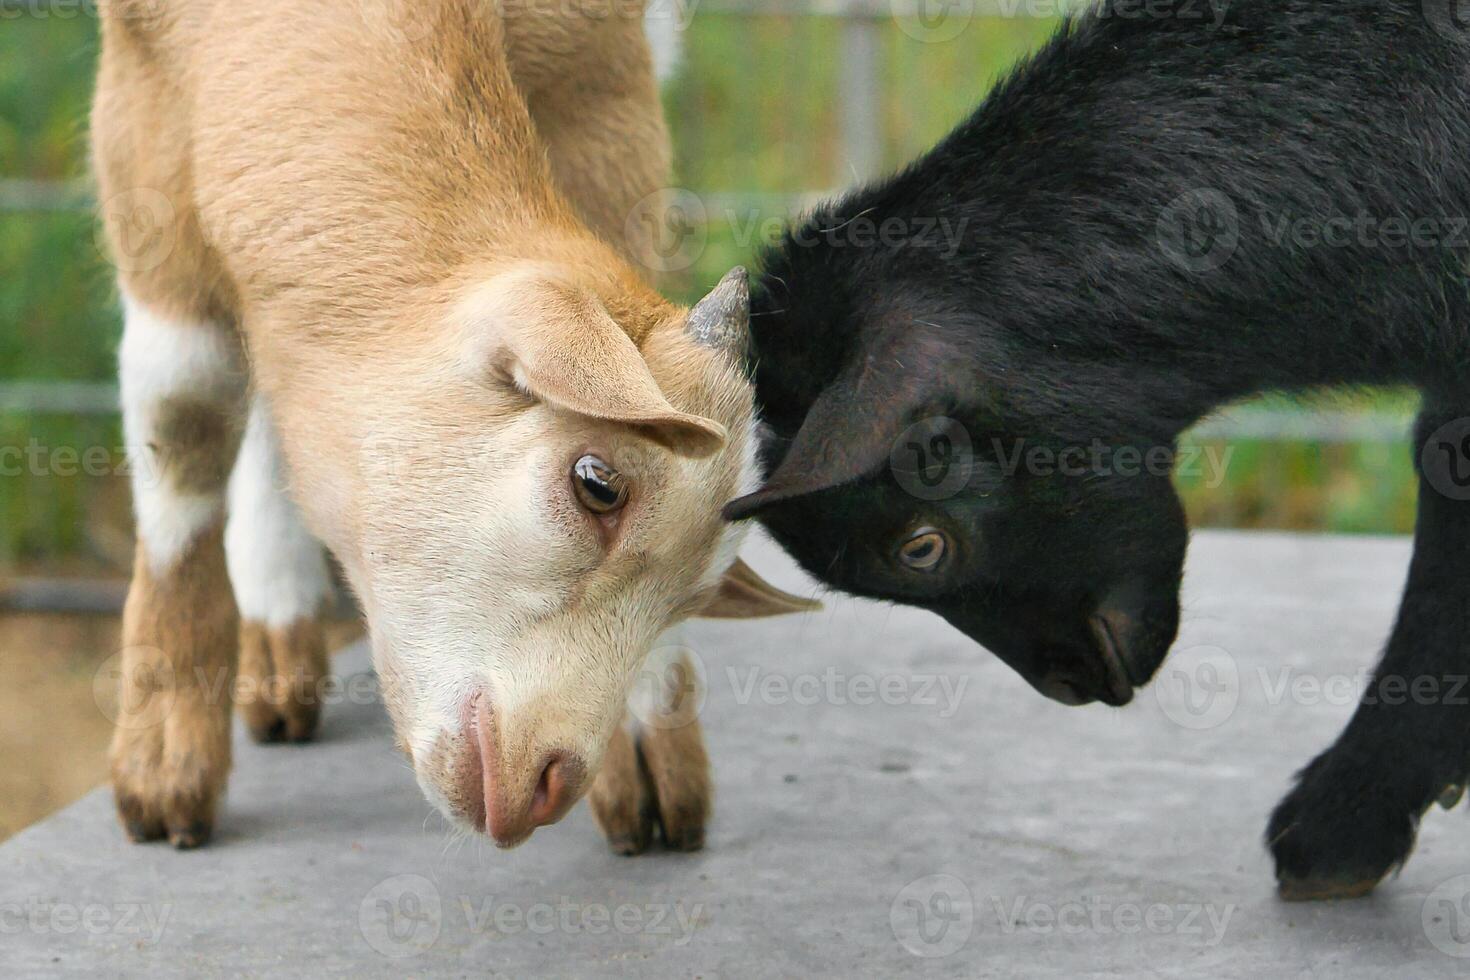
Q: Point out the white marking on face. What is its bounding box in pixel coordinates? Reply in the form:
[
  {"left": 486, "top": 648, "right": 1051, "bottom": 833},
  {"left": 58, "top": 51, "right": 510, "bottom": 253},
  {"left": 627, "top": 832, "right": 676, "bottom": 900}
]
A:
[
  {"left": 697, "top": 416, "right": 763, "bottom": 594},
  {"left": 118, "top": 293, "right": 246, "bottom": 574},
  {"left": 226, "top": 396, "right": 332, "bottom": 627}
]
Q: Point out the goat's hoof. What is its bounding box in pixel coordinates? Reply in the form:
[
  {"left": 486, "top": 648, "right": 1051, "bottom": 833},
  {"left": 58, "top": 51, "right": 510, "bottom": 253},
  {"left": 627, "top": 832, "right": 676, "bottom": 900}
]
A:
[
  {"left": 114, "top": 782, "right": 221, "bottom": 850},
  {"left": 243, "top": 704, "right": 321, "bottom": 745},
  {"left": 1267, "top": 750, "right": 1420, "bottom": 901},
  {"left": 590, "top": 723, "right": 710, "bottom": 855},
  {"left": 605, "top": 834, "right": 653, "bottom": 858},
  {"left": 167, "top": 822, "right": 214, "bottom": 850},
  {"left": 660, "top": 823, "right": 706, "bottom": 853},
  {"left": 637, "top": 724, "right": 710, "bottom": 854},
  {"left": 111, "top": 713, "right": 229, "bottom": 849},
  {"left": 1277, "top": 875, "right": 1382, "bottom": 903},
  {"left": 238, "top": 619, "right": 328, "bottom": 744},
  {"left": 589, "top": 727, "right": 657, "bottom": 856},
  {"left": 119, "top": 803, "right": 166, "bottom": 845}
]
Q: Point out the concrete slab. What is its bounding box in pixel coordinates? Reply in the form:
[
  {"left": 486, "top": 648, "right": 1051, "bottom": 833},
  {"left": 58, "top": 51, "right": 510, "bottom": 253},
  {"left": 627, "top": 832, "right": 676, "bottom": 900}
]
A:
[{"left": 3, "top": 530, "right": 1468, "bottom": 978}]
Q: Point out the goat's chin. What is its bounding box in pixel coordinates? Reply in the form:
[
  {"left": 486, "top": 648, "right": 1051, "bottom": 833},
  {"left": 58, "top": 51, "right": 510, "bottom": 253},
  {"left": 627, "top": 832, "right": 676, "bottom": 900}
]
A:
[
  {"left": 421, "top": 794, "right": 487, "bottom": 841},
  {"left": 412, "top": 774, "right": 469, "bottom": 832}
]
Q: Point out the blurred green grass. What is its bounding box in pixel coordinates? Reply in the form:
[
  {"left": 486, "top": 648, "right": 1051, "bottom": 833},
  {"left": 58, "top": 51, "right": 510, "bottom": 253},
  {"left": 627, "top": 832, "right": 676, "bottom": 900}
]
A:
[{"left": 0, "top": 13, "right": 1420, "bottom": 568}]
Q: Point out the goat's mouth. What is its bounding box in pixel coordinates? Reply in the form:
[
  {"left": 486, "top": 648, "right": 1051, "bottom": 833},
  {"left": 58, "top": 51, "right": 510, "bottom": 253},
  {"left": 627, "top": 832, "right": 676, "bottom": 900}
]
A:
[
  {"left": 935, "top": 597, "right": 1143, "bottom": 707},
  {"left": 1087, "top": 612, "right": 1137, "bottom": 707},
  {"left": 1027, "top": 615, "right": 1137, "bottom": 708}
]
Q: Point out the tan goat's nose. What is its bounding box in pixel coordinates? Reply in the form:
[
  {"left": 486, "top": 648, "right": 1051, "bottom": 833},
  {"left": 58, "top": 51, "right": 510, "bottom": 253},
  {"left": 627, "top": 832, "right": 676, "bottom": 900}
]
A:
[
  {"left": 484, "top": 751, "right": 586, "bottom": 847},
  {"left": 474, "top": 703, "right": 586, "bottom": 847},
  {"left": 529, "top": 754, "right": 581, "bottom": 824}
]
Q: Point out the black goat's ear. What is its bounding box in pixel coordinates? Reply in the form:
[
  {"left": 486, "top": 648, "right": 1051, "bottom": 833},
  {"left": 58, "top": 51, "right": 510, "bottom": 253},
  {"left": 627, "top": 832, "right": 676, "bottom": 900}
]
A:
[{"left": 724, "top": 342, "right": 941, "bottom": 520}]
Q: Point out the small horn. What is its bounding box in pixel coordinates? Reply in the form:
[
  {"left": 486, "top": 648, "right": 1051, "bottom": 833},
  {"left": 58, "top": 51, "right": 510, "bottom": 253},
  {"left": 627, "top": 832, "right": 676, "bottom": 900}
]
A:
[{"left": 687, "top": 267, "right": 751, "bottom": 357}]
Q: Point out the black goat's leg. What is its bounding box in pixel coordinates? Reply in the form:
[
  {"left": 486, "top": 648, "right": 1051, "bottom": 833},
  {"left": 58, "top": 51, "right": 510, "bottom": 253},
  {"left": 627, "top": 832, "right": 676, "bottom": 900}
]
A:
[{"left": 1268, "top": 401, "right": 1470, "bottom": 901}]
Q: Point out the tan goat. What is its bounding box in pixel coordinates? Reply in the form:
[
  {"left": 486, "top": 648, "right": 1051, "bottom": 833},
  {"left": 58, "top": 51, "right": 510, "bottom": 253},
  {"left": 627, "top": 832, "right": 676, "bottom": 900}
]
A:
[{"left": 93, "top": 0, "right": 812, "bottom": 852}]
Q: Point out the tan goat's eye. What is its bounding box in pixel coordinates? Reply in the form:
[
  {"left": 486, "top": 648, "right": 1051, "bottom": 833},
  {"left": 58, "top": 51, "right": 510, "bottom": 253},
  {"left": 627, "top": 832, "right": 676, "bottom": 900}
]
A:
[
  {"left": 898, "top": 527, "right": 949, "bottom": 573},
  {"left": 573, "top": 455, "right": 629, "bottom": 515}
]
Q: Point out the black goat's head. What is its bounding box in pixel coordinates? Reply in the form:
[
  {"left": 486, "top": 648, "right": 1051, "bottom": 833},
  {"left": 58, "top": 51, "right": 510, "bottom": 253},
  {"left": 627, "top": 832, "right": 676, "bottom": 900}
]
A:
[{"left": 726, "top": 327, "right": 1188, "bottom": 707}]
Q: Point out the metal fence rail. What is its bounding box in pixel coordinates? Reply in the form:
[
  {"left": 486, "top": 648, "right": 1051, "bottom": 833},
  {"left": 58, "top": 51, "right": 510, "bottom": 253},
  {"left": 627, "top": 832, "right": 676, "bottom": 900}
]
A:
[
  {"left": 0, "top": 178, "right": 90, "bottom": 213},
  {"left": 0, "top": 577, "right": 128, "bottom": 616},
  {"left": 0, "top": 382, "right": 120, "bottom": 416},
  {"left": 0, "top": 575, "right": 362, "bottom": 618}
]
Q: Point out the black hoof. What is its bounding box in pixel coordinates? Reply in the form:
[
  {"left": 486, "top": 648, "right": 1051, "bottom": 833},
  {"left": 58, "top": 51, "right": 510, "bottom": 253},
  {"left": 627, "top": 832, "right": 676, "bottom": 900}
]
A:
[{"left": 1267, "top": 751, "right": 1421, "bottom": 901}]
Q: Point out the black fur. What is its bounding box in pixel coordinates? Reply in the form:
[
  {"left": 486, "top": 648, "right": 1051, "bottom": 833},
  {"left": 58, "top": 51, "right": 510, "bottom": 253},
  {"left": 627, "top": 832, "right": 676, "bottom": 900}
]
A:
[{"left": 728, "top": 0, "right": 1470, "bottom": 898}]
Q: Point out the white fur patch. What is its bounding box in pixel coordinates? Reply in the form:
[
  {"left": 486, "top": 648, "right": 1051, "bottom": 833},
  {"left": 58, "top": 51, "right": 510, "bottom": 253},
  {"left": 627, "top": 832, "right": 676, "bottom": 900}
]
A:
[
  {"left": 698, "top": 416, "right": 764, "bottom": 593},
  {"left": 118, "top": 294, "right": 247, "bottom": 574},
  {"left": 227, "top": 397, "right": 333, "bottom": 627},
  {"left": 644, "top": 2, "right": 683, "bottom": 83},
  {"left": 627, "top": 637, "right": 696, "bottom": 723}
]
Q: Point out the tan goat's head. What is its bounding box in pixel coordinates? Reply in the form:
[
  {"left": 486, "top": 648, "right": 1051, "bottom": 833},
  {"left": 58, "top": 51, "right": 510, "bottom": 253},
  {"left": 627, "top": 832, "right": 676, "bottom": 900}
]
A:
[{"left": 306, "top": 263, "right": 809, "bottom": 847}]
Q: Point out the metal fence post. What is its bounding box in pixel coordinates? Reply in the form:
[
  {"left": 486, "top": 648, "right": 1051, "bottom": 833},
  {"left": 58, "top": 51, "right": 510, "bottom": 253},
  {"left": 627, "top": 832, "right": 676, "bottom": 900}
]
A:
[{"left": 839, "top": 17, "right": 885, "bottom": 185}]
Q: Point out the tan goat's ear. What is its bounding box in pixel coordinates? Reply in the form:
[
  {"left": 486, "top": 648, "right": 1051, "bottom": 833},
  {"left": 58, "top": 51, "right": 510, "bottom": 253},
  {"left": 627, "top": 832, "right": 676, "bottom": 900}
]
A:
[
  {"left": 482, "top": 275, "right": 727, "bottom": 458},
  {"left": 700, "top": 558, "right": 822, "bottom": 619}
]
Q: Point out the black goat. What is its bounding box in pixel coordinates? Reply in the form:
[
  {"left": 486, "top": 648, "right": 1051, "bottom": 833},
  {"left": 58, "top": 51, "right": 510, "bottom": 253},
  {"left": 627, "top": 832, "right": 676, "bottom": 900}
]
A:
[{"left": 726, "top": 0, "right": 1470, "bottom": 900}]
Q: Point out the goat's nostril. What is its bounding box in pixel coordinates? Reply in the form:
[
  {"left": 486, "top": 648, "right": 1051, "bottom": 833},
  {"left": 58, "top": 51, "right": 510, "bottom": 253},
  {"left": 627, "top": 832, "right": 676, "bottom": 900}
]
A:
[
  {"left": 531, "top": 757, "right": 560, "bottom": 821},
  {"left": 529, "top": 752, "right": 586, "bottom": 827},
  {"left": 475, "top": 728, "right": 589, "bottom": 846}
]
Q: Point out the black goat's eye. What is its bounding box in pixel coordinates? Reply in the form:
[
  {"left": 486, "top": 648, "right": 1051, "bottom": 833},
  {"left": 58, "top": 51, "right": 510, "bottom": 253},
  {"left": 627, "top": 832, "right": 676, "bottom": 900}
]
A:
[
  {"left": 573, "top": 455, "right": 629, "bottom": 515},
  {"left": 898, "top": 527, "right": 949, "bottom": 573}
]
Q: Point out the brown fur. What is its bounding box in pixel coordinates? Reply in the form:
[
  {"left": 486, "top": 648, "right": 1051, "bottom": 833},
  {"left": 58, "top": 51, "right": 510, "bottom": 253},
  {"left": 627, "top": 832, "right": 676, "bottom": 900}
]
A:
[
  {"left": 153, "top": 398, "right": 239, "bottom": 494},
  {"left": 236, "top": 620, "right": 328, "bottom": 744},
  {"left": 590, "top": 647, "right": 712, "bottom": 854},
  {"left": 589, "top": 726, "right": 656, "bottom": 855},
  {"left": 589, "top": 723, "right": 712, "bottom": 855},
  {"left": 111, "top": 525, "right": 238, "bottom": 848},
  {"left": 638, "top": 718, "right": 711, "bottom": 852}
]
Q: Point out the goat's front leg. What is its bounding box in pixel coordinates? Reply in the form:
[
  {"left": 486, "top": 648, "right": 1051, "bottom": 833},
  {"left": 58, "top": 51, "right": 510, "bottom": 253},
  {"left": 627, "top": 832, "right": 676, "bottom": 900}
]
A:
[
  {"left": 111, "top": 296, "right": 246, "bottom": 848},
  {"left": 590, "top": 646, "right": 711, "bottom": 855},
  {"left": 1269, "top": 401, "right": 1470, "bottom": 899},
  {"left": 227, "top": 397, "right": 333, "bottom": 744}
]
